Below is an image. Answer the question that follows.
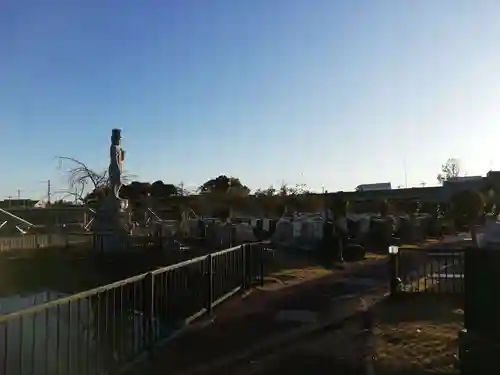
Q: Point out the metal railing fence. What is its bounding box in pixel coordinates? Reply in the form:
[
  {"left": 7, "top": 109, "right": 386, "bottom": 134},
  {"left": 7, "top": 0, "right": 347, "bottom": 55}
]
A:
[{"left": 0, "top": 241, "right": 270, "bottom": 375}]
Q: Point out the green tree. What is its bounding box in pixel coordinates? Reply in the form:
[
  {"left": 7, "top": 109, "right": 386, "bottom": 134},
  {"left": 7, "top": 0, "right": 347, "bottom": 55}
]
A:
[
  {"left": 450, "top": 190, "right": 484, "bottom": 246},
  {"left": 254, "top": 185, "right": 276, "bottom": 198},
  {"left": 254, "top": 186, "right": 277, "bottom": 216},
  {"left": 121, "top": 181, "right": 152, "bottom": 201},
  {"left": 198, "top": 175, "right": 249, "bottom": 196},
  {"left": 481, "top": 181, "right": 500, "bottom": 216},
  {"left": 150, "top": 180, "right": 180, "bottom": 198},
  {"left": 198, "top": 175, "right": 249, "bottom": 217}
]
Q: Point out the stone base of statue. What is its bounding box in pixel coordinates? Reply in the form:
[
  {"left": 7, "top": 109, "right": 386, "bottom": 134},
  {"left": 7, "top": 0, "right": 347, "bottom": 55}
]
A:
[{"left": 92, "top": 195, "right": 133, "bottom": 254}]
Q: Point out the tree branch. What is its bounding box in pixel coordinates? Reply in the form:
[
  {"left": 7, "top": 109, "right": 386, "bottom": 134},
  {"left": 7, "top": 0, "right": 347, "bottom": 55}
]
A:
[{"left": 55, "top": 156, "right": 136, "bottom": 204}]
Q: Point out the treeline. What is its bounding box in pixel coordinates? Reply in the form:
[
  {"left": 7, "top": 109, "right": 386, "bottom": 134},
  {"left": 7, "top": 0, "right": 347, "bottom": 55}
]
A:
[
  {"left": 84, "top": 177, "right": 325, "bottom": 217},
  {"left": 83, "top": 174, "right": 499, "bottom": 220},
  {"left": 82, "top": 174, "right": 449, "bottom": 219}
]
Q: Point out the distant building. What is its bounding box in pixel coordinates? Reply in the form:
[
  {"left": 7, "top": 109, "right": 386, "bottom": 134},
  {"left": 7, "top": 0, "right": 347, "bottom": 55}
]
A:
[
  {"left": 444, "top": 176, "right": 483, "bottom": 184},
  {"left": 330, "top": 171, "right": 500, "bottom": 204},
  {"left": 0, "top": 199, "right": 43, "bottom": 209},
  {"left": 332, "top": 186, "right": 445, "bottom": 203},
  {"left": 442, "top": 176, "right": 486, "bottom": 194},
  {"left": 33, "top": 200, "right": 47, "bottom": 208},
  {"left": 355, "top": 182, "right": 392, "bottom": 192}
]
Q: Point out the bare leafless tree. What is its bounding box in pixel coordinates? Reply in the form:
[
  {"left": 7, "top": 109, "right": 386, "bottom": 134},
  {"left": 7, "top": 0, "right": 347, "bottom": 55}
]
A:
[
  {"left": 437, "top": 158, "right": 461, "bottom": 184},
  {"left": 55, "top": 156, "right": 134, "bottom": 203},
  {"left": 55, "top": 156, "right": 108, "bottom": 203},
  {"left": 178, "top": 181, "right": 197, "bottom": 196}
]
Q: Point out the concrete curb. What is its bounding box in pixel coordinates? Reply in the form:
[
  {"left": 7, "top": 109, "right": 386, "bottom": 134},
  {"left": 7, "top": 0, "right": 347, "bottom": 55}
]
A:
[{"left": 175, "top": 289, "right": 389, "bottom": 375}]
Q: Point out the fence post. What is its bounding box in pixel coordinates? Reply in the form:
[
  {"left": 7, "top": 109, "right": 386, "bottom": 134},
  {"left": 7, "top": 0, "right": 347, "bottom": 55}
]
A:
[
  {"left": 259, "top": 243, "right": 265, "bottom": 287},
  {"left": 206, "top": 254, "right": 214, "bottom": 314},
  {"left": 246, "top": 244, "right": 253, "bottom": 288},
  {"left": 388, "top": 246, "right": 400, "bottom": 296},
  {"left": 241, "top": 244, "right": 247, "bottom": 289},
  {"left": 142, "top": 272, "right": 155, "bottom": 354},
  {"left": 458, "top": 328, "right": 470, "bottom": 374}
]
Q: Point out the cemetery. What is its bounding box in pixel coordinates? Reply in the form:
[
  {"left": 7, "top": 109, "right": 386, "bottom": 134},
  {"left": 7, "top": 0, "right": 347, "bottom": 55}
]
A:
[{"left": 1, "top": 128, "right": 500, "bottom": 374}]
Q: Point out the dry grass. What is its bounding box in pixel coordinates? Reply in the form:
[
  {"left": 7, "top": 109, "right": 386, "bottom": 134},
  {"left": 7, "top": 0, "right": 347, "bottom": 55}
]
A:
[
  {"left": 261, "top": 250, "right": 331, "bottom": 290},
  {"left": 262, "top": 236, "right": 451, "bottom": 289},
  {"left": 399, "top": 244, "right": 421, "bottom": 249},
  {"left": 409, "top": 275, "right": 464, "bottom": 295},
  {"left": 373, "top": 295, "right": 463, "bottom": 374},
  {"left": 399, "top": 239, "right": 442, "bottom": 249},
  {"left": 365, "top": 252, "right": 388, "bottom": 260},
  {"left": 260, "top": 247, "right": 389, "bottom": 291}
]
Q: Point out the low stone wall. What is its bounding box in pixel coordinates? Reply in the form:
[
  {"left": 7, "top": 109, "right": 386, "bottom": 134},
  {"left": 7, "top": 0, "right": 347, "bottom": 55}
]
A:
[{"left": 0, "top": 233, "right": 91, "bottom": 253}]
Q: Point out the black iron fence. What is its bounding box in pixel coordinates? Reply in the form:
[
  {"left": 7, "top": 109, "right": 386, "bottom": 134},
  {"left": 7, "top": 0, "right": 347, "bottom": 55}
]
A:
[
  {"left": 389, "top": 246, "right": 465, "bottom": 294},
  {"left": 459, "top": 249, "right": 500, "bottom": 374},
  {"left": 0, "top": 241, "right": 270, "bottom": 375}
]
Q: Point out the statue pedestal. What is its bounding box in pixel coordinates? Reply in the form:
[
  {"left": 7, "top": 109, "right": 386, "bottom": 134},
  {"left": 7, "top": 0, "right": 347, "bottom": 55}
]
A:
[{"left": 92, "top": 195, "right": 132, "bottom": 254}]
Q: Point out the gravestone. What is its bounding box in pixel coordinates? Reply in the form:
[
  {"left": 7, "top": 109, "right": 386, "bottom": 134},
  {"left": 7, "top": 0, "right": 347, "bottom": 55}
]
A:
[{"left": 92, "top": 129, "right": 133, "bottom": 253}]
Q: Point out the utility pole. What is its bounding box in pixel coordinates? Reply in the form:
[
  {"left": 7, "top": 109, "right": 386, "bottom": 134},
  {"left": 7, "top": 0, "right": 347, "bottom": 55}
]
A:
[
  {"left": 47, "top": 180, "right": 52, "bottom": 204},
  {"left": 179, "top": 181, "right": 185, "bottom": 196},
  {"left": 404, "top": 159, "right": 408, "bottom": 188},
  {"left": 17, "top": 189, "right": 22, "bottom": 208}
]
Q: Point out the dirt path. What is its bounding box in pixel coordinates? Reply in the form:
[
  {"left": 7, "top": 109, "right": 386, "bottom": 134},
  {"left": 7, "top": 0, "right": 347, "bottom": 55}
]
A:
[
  {"left": 207, "top": 315, "right": 373, "bottom": 375},
  {"left": 128, "top": 261, "right": 387, "bottom": 375},
  {"left": 127, "top": 237, "right": 461, "bottom": 375}
]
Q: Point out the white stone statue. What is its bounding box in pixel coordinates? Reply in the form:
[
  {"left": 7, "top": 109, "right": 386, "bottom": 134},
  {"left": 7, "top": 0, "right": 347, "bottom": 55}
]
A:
[
  {"left": 92, "top": 128, "right": 133, "bottom": 253},
  {"left": 109, "top": 128, "right": 125, "bottom": 199}
]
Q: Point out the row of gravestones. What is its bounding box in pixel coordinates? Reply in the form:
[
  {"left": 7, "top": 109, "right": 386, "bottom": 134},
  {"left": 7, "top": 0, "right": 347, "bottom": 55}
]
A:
[
  {"left": 166, "top": 214, "right": 442, "bottom": 257},
  {"left": 269, "top": 215, "right": 441, "bottom": 254},
  {"left": 173, "top": 218, "right": 281, "bottom": 250},
  {"left": 355, "top": 215, "right": 444, "bottom": 252},
  {"left": 322, "top": 215, "right": 441, "bottom": 263}
]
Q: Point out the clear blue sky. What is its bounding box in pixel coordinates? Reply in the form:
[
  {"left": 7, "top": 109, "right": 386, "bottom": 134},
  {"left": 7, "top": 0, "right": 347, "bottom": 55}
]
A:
[{"left": 1, "top": 0, "right": 500, "bottom": 200}]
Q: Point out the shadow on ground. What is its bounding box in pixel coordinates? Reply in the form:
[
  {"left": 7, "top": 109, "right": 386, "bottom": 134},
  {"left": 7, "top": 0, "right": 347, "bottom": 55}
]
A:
[{"left": 373, "top": 294, "right": 463, "bottom": 374}]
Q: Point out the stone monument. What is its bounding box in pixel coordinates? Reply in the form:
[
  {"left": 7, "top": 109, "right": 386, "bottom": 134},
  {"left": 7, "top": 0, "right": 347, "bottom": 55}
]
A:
[{"left": 92, "top": 128, "right": 133, "bottom": 253}]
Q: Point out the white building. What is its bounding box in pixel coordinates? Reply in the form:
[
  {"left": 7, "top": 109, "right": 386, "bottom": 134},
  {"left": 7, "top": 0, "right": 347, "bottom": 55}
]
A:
[{"left": 355, "top": 182, "right": 392, "bottom": 192}]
